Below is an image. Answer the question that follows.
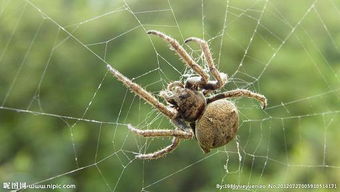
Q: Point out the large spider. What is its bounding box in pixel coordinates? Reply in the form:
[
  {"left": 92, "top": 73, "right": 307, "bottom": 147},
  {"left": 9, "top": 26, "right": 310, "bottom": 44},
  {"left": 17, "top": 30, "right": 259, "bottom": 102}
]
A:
[{"left": 107, "top": 30, "right": 267, "bottom": 160}]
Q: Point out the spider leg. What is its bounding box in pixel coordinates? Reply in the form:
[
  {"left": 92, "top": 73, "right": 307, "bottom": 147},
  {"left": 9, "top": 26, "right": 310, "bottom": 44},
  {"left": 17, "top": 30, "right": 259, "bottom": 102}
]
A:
[
  {"left": 128, "top": 124, "right": 193, "bottom": 139},
  {"left": 107, "top": 64, "right": 177, "bottom": 119},
  {"left": 147, "top": 30, "right": 209, "bottom": 83},
  {"left": 207, "top": 89, "right": 267, "bottom": 109},
  {"left": 185, "top": 37, "right": 228, "bottom": 90},
  {"left": 171, "top": 118, "right": 191, "bottom": 130},
  {"left": 136, "top": 137, "right": 180, "bottom": 160}
]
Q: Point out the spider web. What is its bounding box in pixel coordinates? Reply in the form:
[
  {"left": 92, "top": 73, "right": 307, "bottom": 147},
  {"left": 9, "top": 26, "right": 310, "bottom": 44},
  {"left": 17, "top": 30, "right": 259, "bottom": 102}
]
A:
[{"left": 1, "top": 0, "right": 339, "bottom": 191}]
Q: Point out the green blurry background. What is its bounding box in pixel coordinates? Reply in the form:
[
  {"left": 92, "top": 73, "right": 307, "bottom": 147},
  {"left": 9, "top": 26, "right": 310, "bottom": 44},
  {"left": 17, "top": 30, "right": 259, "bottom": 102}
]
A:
[{"left": 1, "top": 0, "right": 339, "bottom": 191}]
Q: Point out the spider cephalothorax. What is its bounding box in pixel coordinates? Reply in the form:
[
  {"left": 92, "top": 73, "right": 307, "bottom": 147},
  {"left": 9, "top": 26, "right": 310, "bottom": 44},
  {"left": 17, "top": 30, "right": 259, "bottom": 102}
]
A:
[
  {"left": 160, "top": 82, "right": 206, "bottom": 122},
  {"left": 107, "top": 30, "right": 267, "bottom": 160}
]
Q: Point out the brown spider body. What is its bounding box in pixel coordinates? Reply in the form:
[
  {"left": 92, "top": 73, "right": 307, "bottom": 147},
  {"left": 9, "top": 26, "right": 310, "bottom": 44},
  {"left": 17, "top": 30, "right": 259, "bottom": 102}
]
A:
[
  {"left": 196, "top": 99, "right": 239, "bottom": 153},
  {"left": 107, "top": 30, "right": 267, "bottom": 160},
  {"left": 161, "top": 84, "right": 206, "bottom": 122},
  {"left": 162, "top": 83, "right": 239, "bottom": 153}
]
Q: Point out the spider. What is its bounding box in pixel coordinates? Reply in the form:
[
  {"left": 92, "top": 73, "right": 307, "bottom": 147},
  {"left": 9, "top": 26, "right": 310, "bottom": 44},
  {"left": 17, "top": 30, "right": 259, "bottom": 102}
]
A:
[{"left": 106, "top": 30, "right": 267, "bottom": 160}]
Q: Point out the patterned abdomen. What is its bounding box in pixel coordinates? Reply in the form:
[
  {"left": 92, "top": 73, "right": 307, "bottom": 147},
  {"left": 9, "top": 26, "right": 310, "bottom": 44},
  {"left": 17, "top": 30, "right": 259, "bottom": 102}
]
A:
[{"left": 195, "top": 99, "right": 239, "bottom": 153}]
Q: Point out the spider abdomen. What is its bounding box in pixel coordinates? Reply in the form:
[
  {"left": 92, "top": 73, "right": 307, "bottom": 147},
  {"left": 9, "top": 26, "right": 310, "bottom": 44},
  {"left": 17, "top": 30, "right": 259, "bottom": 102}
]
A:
[{"left": 195, "top": 99, "right": 239, "bottom": 153}]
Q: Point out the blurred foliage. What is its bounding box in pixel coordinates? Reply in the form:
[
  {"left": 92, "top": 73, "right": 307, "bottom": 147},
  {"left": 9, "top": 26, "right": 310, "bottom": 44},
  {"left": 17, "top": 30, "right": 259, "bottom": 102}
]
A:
[{"left": 0, "top": 0, "right": 339, "bottom": 191}]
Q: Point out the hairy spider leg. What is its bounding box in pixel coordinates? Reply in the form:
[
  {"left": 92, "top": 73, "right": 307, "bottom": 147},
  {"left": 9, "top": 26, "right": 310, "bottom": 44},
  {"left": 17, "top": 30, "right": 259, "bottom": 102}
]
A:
[
  {"left": 136, "top": 137, "right": 181, "bottom": 160},
  {"left": 207, "top": 89, "right": 268, "bottom": 109},
  {"left": 147, "top": 30, "right": 210, "bottom": 83},
  {"left": 128, "top": 121, "right": 193, "bottom": 159},
  {"left": 107, "top": 64, "right": 177, "bottom": 119},
  {"left": 127, "top": 124, "right": 193, "bottom": 139},
  {"left": 185, "top": 37, "right": 228, "bottom": 90}
]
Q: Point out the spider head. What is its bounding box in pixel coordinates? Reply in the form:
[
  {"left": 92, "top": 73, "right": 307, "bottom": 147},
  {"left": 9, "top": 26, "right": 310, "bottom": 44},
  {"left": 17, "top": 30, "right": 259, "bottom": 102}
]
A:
[{"left": 161, "top": 82, "right": 206, "bottom": 122}]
